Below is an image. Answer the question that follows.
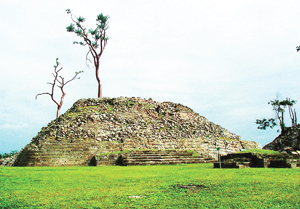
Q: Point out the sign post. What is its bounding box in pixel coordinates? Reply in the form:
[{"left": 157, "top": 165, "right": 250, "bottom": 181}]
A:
[{"left": 217, "top": 147, "right": 221, "bottom": 168}]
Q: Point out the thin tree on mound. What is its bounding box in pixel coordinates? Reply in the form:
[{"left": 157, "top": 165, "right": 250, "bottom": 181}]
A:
[
  {"left": 66, "top": 9, "right": 109, "bottom": 98},
  {"left": 36, "top": 58, "right": 82, "bottom": 118}
]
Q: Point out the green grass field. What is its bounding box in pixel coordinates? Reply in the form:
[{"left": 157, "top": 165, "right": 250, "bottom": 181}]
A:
[{"left": 1, "top": 164, "right": 299, "bottom": 208}]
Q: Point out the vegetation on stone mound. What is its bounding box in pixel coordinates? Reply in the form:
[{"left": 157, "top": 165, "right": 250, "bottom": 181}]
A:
[
  {"left": 263, "top": 124, "right": 300, "bottom": 151},
  {"left": 13, "top": 97, "right": 253, "bottom": 166},
  {"left": 31, "top": 97, "right": 240, "bottom": 144},
  {"left": 237, "top": 149, "right": 281, "bottom": 155},
  {"left": 215, "top": 137, "right": 239, "bottom": 141},
  {"left": 186, "top": 149, "right": 200, "bottom": 156}
]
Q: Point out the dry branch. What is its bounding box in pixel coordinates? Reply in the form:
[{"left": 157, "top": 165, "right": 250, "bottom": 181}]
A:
[{"left": 36, "top": 58, "right": 82, "bottom": 118}]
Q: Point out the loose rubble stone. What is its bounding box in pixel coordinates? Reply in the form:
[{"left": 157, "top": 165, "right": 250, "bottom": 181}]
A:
[
  {"left": 12, "top": 97, "right": 260, "bottom": 166},
  {"left": 263, "top": 125, "right": 300, "bottom": 151}
]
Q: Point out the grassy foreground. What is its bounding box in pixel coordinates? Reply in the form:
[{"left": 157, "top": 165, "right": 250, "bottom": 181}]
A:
[{"left": 1, "top": 164, "right": 299, "bottom": 208}]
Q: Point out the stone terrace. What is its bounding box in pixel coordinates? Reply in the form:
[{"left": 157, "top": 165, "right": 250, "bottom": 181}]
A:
[
  {"left": 13, "top": 97, "right": 261, "bottom": 166},
  {"left": 96, "top": 150, "right": 215, "bottom": 166}
]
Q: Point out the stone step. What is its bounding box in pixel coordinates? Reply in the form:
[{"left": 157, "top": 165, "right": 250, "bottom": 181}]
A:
[
  {"left": 96, "top": 149, "right": 215, "bottom": 166},
  {"left": 124, "top": 149, "right": 215, "bottom": 165},
  {"left": 127, "top": 157, "right": 203, "bottom": 162},
  {"left": 126, "top": 159, "right": 210, "bottom": 166},
  {"left": 126, "top": 161, "right": 207, "bottom": 165},
  {"left": 128, "top": 154, "right": 183, "bottom": 158},
  {"left": 127, "top": 155, "right": 202, "bottom": 160},
  {"left": 130, "top": 150, "right": 196, "bottom": 154},
  {"left": 130, "top": 153, "right": 193, "bottom": 157},
  {"left": 127, "top": 156, "right": 209, "bottom": 160},
  {"left": 130, "top": 151, "right": 194, "bottom": 155}
]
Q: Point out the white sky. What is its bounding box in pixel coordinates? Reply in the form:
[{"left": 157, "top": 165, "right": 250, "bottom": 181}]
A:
[{"left": 1, "top": 0, "right": 300, "bottom": 153}]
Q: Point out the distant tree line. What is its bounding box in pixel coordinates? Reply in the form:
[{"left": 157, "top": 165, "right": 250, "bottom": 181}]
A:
[{"left": 0, "top": 151, "right": 17, "bottom": 159}]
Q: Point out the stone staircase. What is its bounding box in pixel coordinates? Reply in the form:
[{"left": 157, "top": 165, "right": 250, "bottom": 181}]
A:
[
  {"left": 14, "top": 141, "right": 101, "bottom": 166},
  {"left": 123, "top": 150, "right": 214, "bottom": 166}
]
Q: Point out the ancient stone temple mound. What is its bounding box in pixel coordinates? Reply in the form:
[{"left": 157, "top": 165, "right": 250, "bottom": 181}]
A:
[
  {"left": 13, "top": 97, "right": 260, "bottom": 166},
  {"left": 263, "top": 124, "right": 300, "bottom": 151}
]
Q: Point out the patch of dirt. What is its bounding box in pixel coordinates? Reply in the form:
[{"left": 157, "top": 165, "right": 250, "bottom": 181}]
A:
[
  {"left": 171, "top": 183, "right": 212, "bottom": 190},
  {"left": 177, "top": 184, "right": 208, "bottom": 189}
]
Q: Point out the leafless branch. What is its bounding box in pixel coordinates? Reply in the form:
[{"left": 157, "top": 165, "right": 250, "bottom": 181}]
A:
[{"left": 36, "top": 58, "right": 82, "bottom": 118}]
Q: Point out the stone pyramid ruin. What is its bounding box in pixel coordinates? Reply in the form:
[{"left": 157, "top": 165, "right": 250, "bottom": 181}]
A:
[
  {"left": 13, "top": 97, "right": 260, "bottom": 166},
  {"left": 263, "top": 124, "right": 300, "bottom": 152}
]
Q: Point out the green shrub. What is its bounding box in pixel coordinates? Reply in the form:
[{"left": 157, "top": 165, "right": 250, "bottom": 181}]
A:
[{"left": 186, "top": 150, "right": 200, "bottom": 156}]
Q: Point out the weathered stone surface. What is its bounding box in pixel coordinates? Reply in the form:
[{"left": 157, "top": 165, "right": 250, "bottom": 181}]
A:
[
  {"left": 263, "top": 125, "right": 300, "bottom": 151},
  {"left": 95, "top": 150, "right": 215, "bottom": 166},
  {"left": 13, "top": 97, "right": 261, "bottom": 166},
  {"left": 0, "top": 155, "right": 17, "bottom": 167},
  {"left": 214, "top": 152, "right": 300, "bottom": 168}
]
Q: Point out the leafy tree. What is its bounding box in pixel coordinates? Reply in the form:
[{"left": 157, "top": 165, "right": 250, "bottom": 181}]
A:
[
  {"left": 255, "top": 118, "right": 277, "bottom": 130},
  {"left": 36, "top": 58, "right": 82, "bottom": 118},
  {"left": 256, "top": 97, "right": 297, "bottom": 133},
  {"left": 66, "top": 9, "right": 109, "bottom": 98}
]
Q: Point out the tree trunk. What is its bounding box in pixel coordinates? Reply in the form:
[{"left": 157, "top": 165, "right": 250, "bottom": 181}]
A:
[
  {"left": 98, "top": 81, "right": 102, "bottom": 98},
  {"left": 95, "top": 61, "right": 102, "bottom": 98},
  {"left": 56, "top": 90, "right": 66, "bottom": 118},
  {"left": 280, "top": 111, "right": 285, "bottom": 133},
  {"left": 56, "top": 105, "right": 61, "bottom": 118}
]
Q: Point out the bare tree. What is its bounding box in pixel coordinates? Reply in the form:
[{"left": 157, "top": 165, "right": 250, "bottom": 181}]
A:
[
  {"left": 66, "top": 9, "right": 109, "bottom": 98},
  {"left": 36, "top": 58, "right": 82, "bottom": 118},
  {"left": 287, "top": 98, "right": 297, "bottom": 127}
]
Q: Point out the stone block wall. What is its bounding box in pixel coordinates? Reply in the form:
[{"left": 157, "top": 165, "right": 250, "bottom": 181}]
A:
[{"left": 216, "top": 152, "right": 300, "bottom": 168}]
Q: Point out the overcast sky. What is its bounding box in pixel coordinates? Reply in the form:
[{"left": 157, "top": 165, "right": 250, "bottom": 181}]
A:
[{"left": 1, "top": 0, "right": 300, "bottom": 153}]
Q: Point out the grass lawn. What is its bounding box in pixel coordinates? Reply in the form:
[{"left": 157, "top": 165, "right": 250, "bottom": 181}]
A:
[{"left": 1, "top": 164, "right": 299, "bottom": 208}]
